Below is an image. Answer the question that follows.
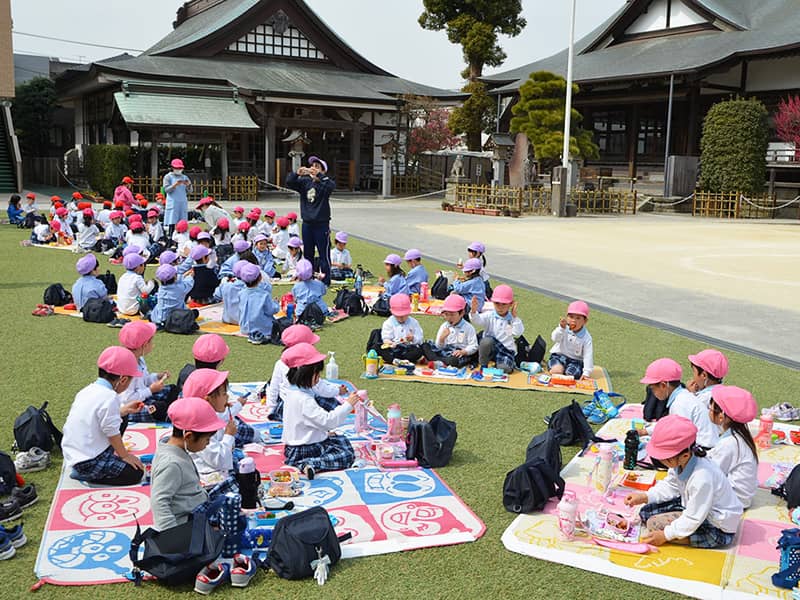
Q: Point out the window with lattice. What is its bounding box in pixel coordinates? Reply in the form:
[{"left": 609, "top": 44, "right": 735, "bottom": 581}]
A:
[{"left": 227, "top": 10, "right": 327, "bottom": 60}]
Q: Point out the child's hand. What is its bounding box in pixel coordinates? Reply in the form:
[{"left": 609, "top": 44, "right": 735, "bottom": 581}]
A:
[
  {"left": 378, "top": 276, "right": 385, "bottom": 284},
  {"left": 345, "top": 392, "right": 360, "bottom": 407},
  {"left": 225, "top": 417, "right": 237, "bottom": 436},
  {"left": 559, "top": 318, "right": 568, "bottom": 328},
  {"left": 404, "top": 334, "right": 414, "bottom": 343},
  {"left": 686, "top": 380, "right": 699, "bottom": 393},
  {"left": 624, "top": 492, "right": 648, "bottom": 507},
  {"left": 511, "top": 302, "right": 518, "bottom": 318},
  {"left": 339, "top": 384, "right": 349, "bottom": 395},
  {"left": 470, "top": 297, "right": 479, "bottom": 313},
  {"left": 121, "top": 400, "right": 144, "bottom": 417},
  {"left": 641, "top": 530, "right": 667, "bottom": 546},
  {"left": 453, "top": 349, "right": 466, "bottom": 358},
  {"left": 150, "top": 378, "right": 166, "bottom": 394},
  {"left": 123, "top": 453, "right": 144, "bottom": 471}
]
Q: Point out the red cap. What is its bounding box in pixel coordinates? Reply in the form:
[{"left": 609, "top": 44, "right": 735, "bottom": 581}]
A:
[
  {"left": 197, "top": 197, "right": 213, "bottom": 208},
  {"left": 103, "top": 200, "right": 112, "bottom": 208},
  {"left": 114, "top": 200, "right": 124, "bottom": 208},
  {"left": 72, "top": 192, "right": 83, "bottom": 200},
  {"left": 50, "top": 196, "right": 61, "bottom": 202},
  {"left": 122, "top": 176, "right": 134, "bottom": 184},
  {"left": 139, "top": 199, "right": 148, "bottom": 207},
  {"left": 175, "top": 219, "right": 188, "bottom": 233},
  {"left": 26, "top": 192, "right": 35, "bottom": 199},
  {"left": 265, "top": 210, "right": 276, "bottom": 218},
  {"left": 147, "top": 210, "right": 158, "bottom": 218},
  {"left": 189, "top": 225, "right": 202, "bottom": 239},
  {"left": 217, "top": 217, "right": 229, "bottom": 229},
  {"left": 238, "top": 221, "right": 250, "bottom": 232},
  {"left": 287, "top": 211, "right": 297, "bottom": 220},
  {"left": 82, "top": 208, "right": 94, "bottom": 217},
  {"left": 276, "top": 216, "right": 290, "bottom": 228}
]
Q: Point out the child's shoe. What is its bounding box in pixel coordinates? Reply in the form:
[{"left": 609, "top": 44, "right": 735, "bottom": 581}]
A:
[
  {"left": 0, "top": 499, "right": 22, "bottom": 524},
  {"left": 12, "top": 484, "right": 38, "bottom": 509},
  {"left": 230, "top": 554, "right": 257, "bottom": 587},
  {"left": 1, "top": 523, "right": 26, "bottom": 548},
  {"left": 0, "top": 531, "right": 16, "bottom": 560},
  {"left": 194, "top": 561, "right": 230, "bottom": 595},
  {"left": 14, "top": 447, "right": 50, "bottom": 473},
  {"left": 109, "top": 257, "right": 123, "bottom": 265}
]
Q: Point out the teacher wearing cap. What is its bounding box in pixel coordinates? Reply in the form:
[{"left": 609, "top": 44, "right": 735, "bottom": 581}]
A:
[
  {"left": 285, "top": 155, "right": 336, "bottom": 285},
  {"left": 162, "top": 158, "right": 193, "bottom": 237}
]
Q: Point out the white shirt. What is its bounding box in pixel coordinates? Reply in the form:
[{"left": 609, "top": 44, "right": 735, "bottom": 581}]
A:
[
  {"left": 172, "top": 231, "right": 191, "bottom": 256},
  {"left": 119, "top": 357, "right": 158, "bottom": 405},
  {"left": 288, "top": 223, "right": 300, "bottom": 237},
  {"left": 470, "top": 310, "right": 524, "bottom": 352},
  {"left": 668, "top": 386, "right": 719, "bottom": 448},
  {"left": 381, "top": 316, "right": 424, "bottom": 345},
  {"left": 434, "top": 319, "right": 478, "bottom": 354},
  {"left": 282, "top": 385, "right": 352, "bottom": 446},
  {"left": 33, "top": 223, "right": 51, "bottom": 242},
  {"left": 646, "top": 455, "right": 743, "bottom": 540},
  {"left": 330, "top": 247, "right": 352, "bottom": 267},
  {"left": 117, "top": 271, "right": 155, "bottom": 315},
  {"left": 104, "top": 222, "right": 128, "bottom": 241},
  {"left": 695, "top": 385, "right": 715, "bottom": 408},
  {"left": 126, "top": 231, "right": 151, "bottom": 255},
  {"left": 191, "top": 417, "right": 235, "bottom": 476},
  {"left": 148, "top": 221, "right": 164, "bottom": 243},
  {"left": 271, "top": 229, "right": 289, "bottom": 259},
  {"left": 265, "top": 359, "right": 341, "bottom": 414},
  {"left": 97, "top": 208, "right": 112, "bottom": 226},
  {"left": 707, "top": 430, "right": 758, "bottom": 508},
  {"left": 550, "top": 325, "right": 594, "bottom": 377},
  {"left": 76, "top": 222, "right": 99, "bottom": 249},
  {"left": 62, "top": 380, "right": 122, "bottom": 467}
]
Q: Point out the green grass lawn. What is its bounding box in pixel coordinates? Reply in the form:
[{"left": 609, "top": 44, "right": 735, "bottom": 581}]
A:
[{"left": 1, "top": 225, "right": 797, "bottom": 599}]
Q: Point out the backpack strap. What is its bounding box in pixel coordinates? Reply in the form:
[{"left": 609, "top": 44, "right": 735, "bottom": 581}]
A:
[
  {"left": 39, "top": 402, "right": 63, "bottom": 447},
  {"left": 337, "top": 532, "right": 353, "bottom": 544}
]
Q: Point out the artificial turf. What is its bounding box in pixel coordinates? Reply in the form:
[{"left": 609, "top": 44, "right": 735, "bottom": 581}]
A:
[{"left": 1, "top": 223, "right": 797, "bottom": 600}]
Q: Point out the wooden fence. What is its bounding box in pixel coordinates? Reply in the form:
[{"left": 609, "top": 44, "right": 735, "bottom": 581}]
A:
[
  {"left": 693, "top": 191, "right": 775, "bottom": 219},
  {"left": 571, "top": 189, "right": 637, "bottom": 215},
  {"left": 132, "top": 175, "right": 257, "bottom": 202},
  {"left": 391, "top": 174, "right": 420, "bottom": 196}
]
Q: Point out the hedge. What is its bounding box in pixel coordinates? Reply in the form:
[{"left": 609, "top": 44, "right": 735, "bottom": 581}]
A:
[
  {"left": 699, "top": 97, "right": 768, "bottom": 195},
  {"left": 85, "top": 145, "right": 131, "bottom": 198}
]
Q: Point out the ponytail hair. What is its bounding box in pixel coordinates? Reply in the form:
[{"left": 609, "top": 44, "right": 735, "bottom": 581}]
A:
[{"left": 710, "top": 400, "right": 758, "bottom": 462}]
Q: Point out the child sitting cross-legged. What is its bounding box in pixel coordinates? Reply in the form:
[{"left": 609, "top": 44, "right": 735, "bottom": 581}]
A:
[
  {"left": 548, "top": 300, "right": 594, "bottom": 380},
  {"left": 238, "top": 262, "right": 279, "bottom": 345},
  {"left": 214, "top": 260, "right": 248, "bottom": 325},
  {"left": 72, "top": 254, "right": 109, "bottom": 311},
  {"left": 149, "top": 263, "right": 196, "bottom": 329},
  {"left": 281, "top": 343, "right": 360, "bottom": 479},
  {"left": 625, "top": 414, "right": 742, "bottom": 548},
  {"left": 367, "top": 294, "right": 424, "bottom": 364},
  {"left": 176, "top": 333, "right": 229, "bottom": 393},
  {"left": 117, "top": 253, "right": 155, "bottom": 316},
  {"left": 187, "top": 244, "right": 219, "bottom": 306},
  {"left": 118, "top": 321, "right": 174, "bottom": 422},
  {"left": 470, "top": 285, "right": 524, "bottom": 373},
  {"left": 422, "top": 294, "right": 478, "bottom": 367},
  {"left": 62, "top": 346, "right": 146, "bottom": 486},
  {"left": 292, "top": 258, "right": 334, "bottom": 324}
]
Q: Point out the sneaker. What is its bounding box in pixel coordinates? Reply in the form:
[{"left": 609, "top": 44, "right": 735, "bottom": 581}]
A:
[
  {"left": 1, "top": 524, "right": 26, "bottom": 548},
  {"left": 103, "top": 247, "right": 117, "bottom": 256},
  {"left": 12, "top": 484, "right": 38, "bottom": 509},
  {"left": 0, "top": 532, "right": 16, "bottom": 560},
  {"left": 303, "top": 465, "right": 315, "bottom": 480},
  {"left": 763, "top": 402, "right": 800, "bottom": 422},
  {"left": 14, "top": 447, "right": 50, "bottom": 473},
  {"left": 194, "top": 562, "right": 230, "bottom": 595},
  {"left": 107, "top": 318, "right": 130, "bottom": 328},
  {"left": 247, "top": 335, "right": 266, "bottom": 345},
  {"left": 0, "top": 499, "right": 22, "bottom": 524},
  {"left": 230, "top": 554, "right": 257, "bottom": 588},
  {"left": 109, "top": 257, "right": 123, "bottom": 265}
]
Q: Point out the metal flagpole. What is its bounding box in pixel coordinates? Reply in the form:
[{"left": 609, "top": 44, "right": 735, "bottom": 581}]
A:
[
  {"left": 561, "top": 0, "right": 577, "bottom": 170},
  {"left": 663, "top": 73, "right": 675, "bottom": 195}
]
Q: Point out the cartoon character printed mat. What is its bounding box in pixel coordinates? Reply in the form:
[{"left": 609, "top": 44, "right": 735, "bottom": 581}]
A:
[
  {"left": 28, "top": 242, "right": 79, "bottom": 251},
  {"left": 374, "top": 364, "right": 612, "bottom": 395},
  {"left": 360, "top": 285, "right": 495, "bottom": 317},
  {"left": 34, "top": 385, "right": 484, "bottom": 587},
  {"left": 501, "top": 404, "right": 800, "bottom": 599}
]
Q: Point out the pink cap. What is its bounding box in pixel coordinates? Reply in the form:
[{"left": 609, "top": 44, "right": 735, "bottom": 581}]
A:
[
  {"left": 189, "top": 225, "right": 202, "bottom": 238},
  {"left": 233, "top": 239, "right": 250, "bottom": 253},
  {"left": 82, "top": 207, "right": 94, "bottom": 217},
  {"left": 76, "top": 254, "right": 98, "bottom": 275},
  {"left": 197, "top": 231, "right": 212, "bottom": 241},
  {"left": 252, "top": 233, "right": 268, "bottom": 244},
  {"left": 97, "top": 346, "right": 142, "bottom": 377},
  {"left": 491, "top": 284, "right": 514, "bottom": 304},
  {"left": 567, "top": 300, "right": 590, "bottom": 318},
  {"left": 122, "top": 245, "right": 142, "bottom": 257},
  {"left": 147, "top": 210, "right": 158, "bottom": 218},
  {"left": 239, "top": 262, "right": 261, "bottom": 283},
  {"left": 251, "top": 207, "right": 262, "bottom": 216},
  {"left": 265, "top": 210, "right": 276, "bottom": 218},
  {"left": 462, "top": 258, "right": 482, "bottom": 272},
  {"left": 287, "top": 211, "right": 297, "bottom": 220},
  {"left": 170, "top": 158, "right": 184, "bottom": 169},
  {"left": 233, "top": 206, "right": 244, "bottom": 213},
  {"left": 238, "top": 221, "right": 251, "bottom": 232},
  {"left": 468, "top": 241, "right": 485, "bottom": 254},
  {"left": 190, "top": 245, "right": 211, "bottom": 261},
  {"left": 276, "top": 216, "right": 290, "bottom": 228},
  {"left": 109, "top": 211, "right": 123, "bottom": 220},
  {"left": 441, "top": 294, "right": 466, "bottom": 312},
  {"left": 130, "top": 221, "right": 144, "bottom": 231},
  {"left": 287, "top": 236, "right": 303, "bottom": 248},
  {"left": 384, "top": 253, "right": 402, "bottom": 266},
  {"left": 640, "top": 358, "right": 682, "bottom": 384},
  {"left": 197, "top": 197, "right": 213, "bottom": 208},
  {"left": 193, "top": 334, "right": 230, "bottom": 363},
  {"left": 335, "top": 231, "right": 348, "bottom": 244},
  {"left": 159, "top": 250, "right": 178, "bottom": 265},
  {"left": 118, "top": 320, "right": 156, "bottom": 350},
  {"left": 688, "top": 349, "right": 729, "bottom": 380},
  {"left": 711, "top": 385, "right": 757, "bottom": 423},
  {"left": 282, "top": 342, "right": 327, "bottom": 368},
  {"left": 168, "top": 396, "right": 226, "bottom": 433},
  {"left": 123, "top": 253, "right": 146, "bottom": 270},
  {"left": 390, "top": 294, "right": 412, "bottom": 317},
  {"left": 55, "top": 207, "right": 68, "bottom": 217},
  {"left": 217, "top": 217, "right": 229, "bottom": 229},
  {"left": 246, "top": 210, "right": 260, "bottom": 221},
  {"left": 281, "top": 324, "right": 320, "bottom": 347},
  {"left": 404, "top": 249, "right": 422, "bottom": 261},
  {"left": 295, "top": 258, "right": 313, "bottom": 281},
  {"left": 156, "top": 264, "right": 177, "bottom": 282},
  {"left": 49, "top": 220, "right": 61, "bottom": 231},
  {"left": 646, "top": 414, "right": 698, "bottom": 460},
  {"left": 175, "top": 219, "right": 188, "bottom": 233},
  {"left": 183, "top": 368, "right": 230, "bottom": 399}
]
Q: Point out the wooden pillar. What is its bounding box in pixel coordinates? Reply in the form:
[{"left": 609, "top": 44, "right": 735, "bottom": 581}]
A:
[
  {"left": 627, "top": 106, "right": 639, "bottom": 180},
  {"left": 265, "top": 115, "right": 276, "bottom": 185},
  {"left": 150, "top": 130, "right": 159, "bottom": 180},
  {"left": 687, "top": 87, "right": 700, "bottom": 155},
  {"left": 350, "top": 122, "right": 360, "bottom": 191},
  {"left": 221, "top": 135, "right": 229, "bottom": 189}
]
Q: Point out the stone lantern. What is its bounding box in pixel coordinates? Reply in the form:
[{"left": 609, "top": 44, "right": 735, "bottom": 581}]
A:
[
  {"left": 484, "top": 133, "right": 515, "bottom": 187},
  {"left": 283, "top": 130, "right": 311, "bottom": 172},
  {"left": 376, "top": 137, "right": 399, "bottom": 198}
]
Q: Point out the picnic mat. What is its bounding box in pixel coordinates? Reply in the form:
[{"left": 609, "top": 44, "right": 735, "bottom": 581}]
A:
[
  {"left": 360, "top": 285, "right": 494, "bottom": 316},
  {"left": 28, "top": 242, "right": 79, "bottom": 251},
  {"left": 501, "top": 404, "right": 797, "bottom": 599},
  {"left": 35, "top": 382, "right": 484, "bottom": 586},
  {"left": 374, "top": 365, "right": 612, "bottom": 395}
]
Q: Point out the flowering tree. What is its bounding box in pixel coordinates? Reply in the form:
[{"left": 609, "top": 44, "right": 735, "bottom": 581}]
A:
[
  {"left": 774, "top": 95, "right": 800, "bottom": 160},
  {"left": 407, "top": 108, "right": 461, "bottom": 168}
]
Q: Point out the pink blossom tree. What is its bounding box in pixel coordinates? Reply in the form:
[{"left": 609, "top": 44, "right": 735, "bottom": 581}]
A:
[
  {"left": 774, "top": 95, "right": 800, "bottom": 160},
  {"left": 407, "top": 108, "right": 461, "bottom": 169}
]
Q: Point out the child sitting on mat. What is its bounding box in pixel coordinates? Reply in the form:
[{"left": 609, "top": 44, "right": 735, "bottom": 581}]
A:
[
  {"left": 118, "top": 321, "right": 174, "bottom": 422},
  {"left": 283, "top": 236, "right": 303, "bottom": 278},
  {"left": 266, "top": 324, "right": 347, "bottom": 421},
  {"left": 218, "top": 239, "right": 250, "bottom": 278},
  {"left": 707, "top": 386, "right": 759, "bottom": 508},
  {"left": 378, "top": 254, "right": 409, "bottom": 298},
  {"left": 252, "top": 233, "right": 277, "bottom": 278},
  {"left": 176, "top": 334, "right": 229, "bottom": 393},
  {"left": 149, "top": 264, "right": 195, "bottom": 328},
  {"left": 470, "top": 285, "right": 524, "bottom": 374},
  {"left": 687, "top": 349, "right": 728, "bottom": 407},
  {"left": 292, "top": 258, "right": 334, "bottom": 320},
  {"left": 62, "top": 346, "right": 146, "bottom": 486},
  {"left": 281, "top": 343, "right": 359, "bottom": 479},
  {"left": 238, "top": 262, "right": 279, "bottom": 345},
  {"left": 215, "top": 260, "right": 247, "bottom": 325},
  {"left": 368, "top": 294, "right": 425, "bottom": 364},
  {"left": 187, "top": 245, "right": 219, "bottom": 305},
  {"left": 330, "top": 232, "right": 353, "bottom": 280},
  {"left": 150, "top": 396, "right": 227, "bottom": 531},
  {"left": 548, "top": 300, "right": 594, "bottom": 380},
  {"left": 640, "top": 358, "right": 718, "bottom": 448},
  {"left": 72, "top": 254, "right": 109, "bottom": 311},
  {"left": 422, "top": 294, "right": 478, "bottom": 367},
  {"left": 452, "top": 258, "right": 486, "bottom": 312},
  {"left": 117, "top": 253, "right": 155, "bottom": 316},
  {"left": 404, "top": 249, "right": 429, "bottom": 295},
  {"left": 625, "top": 414, "right": 742, "bottom": 548}
]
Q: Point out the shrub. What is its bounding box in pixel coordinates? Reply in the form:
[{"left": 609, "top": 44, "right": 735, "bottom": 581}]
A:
[
  {"left": 85, "top": 145, "right": 132, "bottom": 197},
  {"left": 699, "top": 98, "right": 768, "bottom": 194}
]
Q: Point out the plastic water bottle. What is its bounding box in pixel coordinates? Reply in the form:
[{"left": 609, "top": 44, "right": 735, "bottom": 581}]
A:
[
  {"left": 593, "top": 444, "right": 614, "bottom": 495},
  {"left": 354, "top": 270, "right": 363, "bottom": 296},
  {"left": 623, "top": 429, "right": 639, "bottom": 470},
  {"left": 419, "top": 281, "right": 429, "bottom": 302},
  {"left": 557, "top": 490, "right": 579, "bottom": 540},
  {"left": 354, "top": 390, "right": 369, "bottom": 433},
  {"left": 286, "top": 302, "right": 295, "bottom": 320},
  {"left": 325, "top": 352, "right": 339, "bottom": 380}
]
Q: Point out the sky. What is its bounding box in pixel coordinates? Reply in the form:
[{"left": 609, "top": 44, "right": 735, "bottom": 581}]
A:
[{"left": 10, "top": 0, "right": 626, "bottom": 89}]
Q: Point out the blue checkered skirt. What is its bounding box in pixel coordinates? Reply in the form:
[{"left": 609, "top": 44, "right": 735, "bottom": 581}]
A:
[
  {"left": 71, "top": 446, "right": 127, "bottom": 480},
  {"left": 639, "top": 497, "right": 735, "bottom": 548},
  {"left": 284, "top": 435, "right": 355, "bottom": 473}
]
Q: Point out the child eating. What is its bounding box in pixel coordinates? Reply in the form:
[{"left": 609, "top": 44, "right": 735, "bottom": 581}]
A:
[
  {"left": 422, "top": 294, "right": 478, "bottom": 367},
  {"left": 470, "top": 285, "right": 524, "bottom": 373},
  {"left": 548, "top": 300, "right": 594, "bottom": 380}
]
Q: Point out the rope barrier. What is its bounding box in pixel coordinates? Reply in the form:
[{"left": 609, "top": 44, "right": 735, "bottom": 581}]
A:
[
  {"left": 636, "top": 192, "right": 694, "bottom": 211},
  {"left": 739, "top": 194, "right": 800, "bottom": 211},
  {"left": 55, "top": 163, "right": 85, "bottom": 191},
  {"left": 256, "top": 177, "right": 446, "bottom": 200}
]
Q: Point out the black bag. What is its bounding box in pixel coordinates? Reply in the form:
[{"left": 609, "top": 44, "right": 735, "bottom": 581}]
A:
[
  {"left": 365, "top": 328, "right": 383, "bottom": 354},
  {"left": 269, "top": 506, "right": 350, "bottom": 580},
  {"left": 642, "top": 387, "right": 669, "bottom": 421},
  {"left": 334, "top": 288, "right": 367, "bottom": 316},
  {"left": 484, "top": 279, "right": 493, "bottom": 299},
  {"left": 13, "top": 401, "right": 63, "bottom": 452},
  {"left": 270, "top": 316, "right": 293, "bottom": 345},
  {"left": 548, "top": 400, "right": 610, "bottom": 450},
  {"left": 525, "top": 429, "right": 562, "bottom": 474},
  {"left": 297, "top": 303, "right": 326, "bottom": 328},
  {"left": 516, "top": 334, "right": 547, "bottom": 366},
  {"left": 43, "top": 283, "right": 72, "bottom": 306},
  {"left": 773, "top": 465, "right": 800, "bottom": 509},
  {"left": 502, "top": 457, "right": 565, "bottom": 514},
  {"left": 371, "top": 295, "right": 391, "bottom": 317},
  {"left": 405, "top": 414, "right": 457, "bottom": 468},
  {"left": 97, "top": 270, "right": 118, "bottom": 295},
  {"left": 164, "top": 308, "right": 200, "bottom": 334},
  {"left": 430, "top": 275, "right": 449, "bottom": 300},
  {"left": 0, "top": 451, "right": 17, "bottom": 496},
  {"left": 130, "top": 498, "right": 225, "bottom": 585},
  {"left": 82, "top": 298, "right": 116, "bottom": 323}
]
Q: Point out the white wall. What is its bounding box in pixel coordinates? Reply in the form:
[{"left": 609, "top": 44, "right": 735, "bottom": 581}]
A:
[
  {"left": 669, "top": 1, "right": 707, "bottom": 28},
  {"left": 746, "top": 56, "right": 800, "bottom": 92},
  {"left": 73, "top": 97, "right": 84, "bottom": 148},
  {"left": 627, "top": 0, "right": 705, "bottom": 34}
]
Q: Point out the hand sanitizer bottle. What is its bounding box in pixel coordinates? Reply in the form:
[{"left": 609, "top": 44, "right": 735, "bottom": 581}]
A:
[{"left": 325, "top": 351, "right": 339, "bottom": 380}]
